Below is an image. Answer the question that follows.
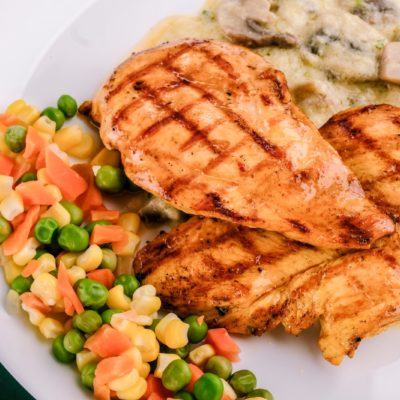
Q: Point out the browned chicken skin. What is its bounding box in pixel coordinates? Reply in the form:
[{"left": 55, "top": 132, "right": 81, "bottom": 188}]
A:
[
  {"left": 134, "top": 218, "right": 400, "bottom": 365},
  {"left": 320, "top": 104, "right": 400, "bottom": 222},
  {"left": 92, "top": 39, "right": 393, "bottom": 248}
]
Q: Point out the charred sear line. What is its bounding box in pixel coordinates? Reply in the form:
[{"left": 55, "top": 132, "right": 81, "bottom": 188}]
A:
[
  {"left": 288, "top": 219, "right": 310, "bottom": 234},
  {"left": 206, "top": 192, "right": 250, "bottom": 222},
  {"left": 338, "top": 118, "right": 361, "bottom": 137},
  {"left": 340, "top": 218, "right": 372, "bottom": 245}
]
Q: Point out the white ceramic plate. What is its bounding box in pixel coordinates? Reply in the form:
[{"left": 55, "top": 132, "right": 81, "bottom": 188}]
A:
[{"left": 1, "top": 1, "right": 400, "bottom": 399}]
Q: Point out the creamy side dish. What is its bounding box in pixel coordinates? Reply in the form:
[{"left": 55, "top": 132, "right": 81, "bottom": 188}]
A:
[{"left": 137, "top": 0, "right": 400, "bottom": 126}]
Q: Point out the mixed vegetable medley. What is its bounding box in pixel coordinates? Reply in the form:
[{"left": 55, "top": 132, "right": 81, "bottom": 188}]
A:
[{"left": 0, "top": 96, "right": 274, "bottom": 400}]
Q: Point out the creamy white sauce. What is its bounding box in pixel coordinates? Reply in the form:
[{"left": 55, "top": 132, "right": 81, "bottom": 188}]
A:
[{"left": 136, "top": 0, "right": 400, "bottom": 127}]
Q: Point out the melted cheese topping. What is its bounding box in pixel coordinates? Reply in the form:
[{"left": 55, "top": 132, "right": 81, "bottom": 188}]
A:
[{"left": 136, "top": 0, "right": 400, "bottom": 126}]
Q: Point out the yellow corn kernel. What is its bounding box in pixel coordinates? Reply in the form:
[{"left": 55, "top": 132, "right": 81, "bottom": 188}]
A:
[
  {"left": 131, "top": 328, "right": 160, "bottom": 362},
  {"left": 1, "top": 255, "right": 23, "bottom": 284},
  {"left": 76, "top": 244, "right": 103, "bottom": 272},
  {"left": 117, "top": 376, "right": 147, "bottom": 400},
  {"left": 33, "top": 253, "right": 56, "bottom": 278},
  {"left": 0, "top": 175, "right": 13, "bottom": 201},
  {"left": 45, "top": 185, "right": 62, "bottom": 202},
  {"left": 107, "top": 285, "right": 131, "bottom": 311},
  {"left": 155, "top": 313, "right": 180, "bottom": 344},
  {"left": 134, "top": 285, "right": 157, "bottom": 298},
  {"left": 116, "top": 256, "right": 135, "bottom": 276},
  {"left": 91, "top": 147, "right": 121, "bottom": 167},
  {"left": 122, "top": 347, "right": 143, "bottom": 369},
  {"left": 53, "top": 125, "right": 83, "bottom": 151},
  {"left": 67, "top": 134, "right": 96, "bottom": 159},
  {"left": 13, "top": 237, "right": 40, "bottom": 266},
  {"left": 154, "top": 353, "right": 180, "bottom": 379},
  {"left": 52, "top": 297, "right": 66, "bottom": 313},
  {"left": 112, "top": 232, "right": 140, "bottom": 257},
  {"left": 118, "top": 213, "right": 140, "bottom": 234},
  {"left": 5, "top": 289, "right": 21, "bottom": 315},
  {"left": 39, "top": 317, "right": 64, "bottom": 339},
  {"left": 21, "top": 304, "right": 45, "bottom": 326},
  {"left": 66, "top": 266, "right": 86, "bottom": 285},
  {"left": 41, "top": 203, "right": 71, "bottom": 227},
  {"left": 164, "top": 319, "right": 189, "bottom": 349},
  {"left": 57, "top": 252, "right": 78, "bottom": 269},
  {"left": 189, "top": 344, "right": 215, "bottom": 367},
  {"left": 138, "top": 362, "right": 150, "bottom": 379},
  {"left": 222, "top": 379, "right": 237, "bottom": 400},
  {"left": 32, "top": 115, "right": 56, "bottom": 137},
  {"left": 6, "top": 99, "right": 40, "bottom": 125},
  {"left": 76, "top": 350, "right": 100, "bottom": 371},
  {"left": 37, "top": 168, "right": 50, "bottom": 184},
  {"left": 31, "top": 272, "right": 62, "bottom": 306},
  {"left": 0, "top": 191, "right": 24, "bottom": 221},
  {"left": 131, "top": 296, "right": 161, "bottom": 316},
  {"left": 109, "top": 368, "right": 139, "bottom": 392}
]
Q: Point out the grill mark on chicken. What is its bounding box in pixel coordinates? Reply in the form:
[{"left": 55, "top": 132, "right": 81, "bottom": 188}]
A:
[
  {"left": 340, "top": 218, "right": 372, "bottom": 245},
  {"left": 287, "top": 219, "right": 310, "bottom": 234}
]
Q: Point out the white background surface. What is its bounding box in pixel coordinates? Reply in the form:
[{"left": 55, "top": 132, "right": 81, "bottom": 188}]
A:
[{"left": 1, "top": 1, "right": 400, "bottom": 400}]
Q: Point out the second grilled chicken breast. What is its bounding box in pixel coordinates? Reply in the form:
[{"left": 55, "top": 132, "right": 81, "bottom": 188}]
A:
[
  {"left": 92, "top": 39, "right": 393, "bottom": 248},
  {"left": 320, "top": 104, "right": 400, "bottom": 222}
]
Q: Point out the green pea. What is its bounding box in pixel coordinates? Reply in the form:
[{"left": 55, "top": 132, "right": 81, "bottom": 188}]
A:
[
  {"left": 184, "top": 315, "right": 208, "bottom": 344},
  {"left": 100, "top": 248, "right": 117, "bottom": 271},
  {"left": 57, "top": 95, "right": 78, "bottom": 118},
  {"left": 10, "top": 275, "right": 33, "bottom": 294},
  {"left": 33, "top": 248, "right": 47, "bottom": 259},
  {"left": 101, "top": 309, "right": 123, "bottom": 324},
  {"left": 204, "top": 356, "right": 232, "bottom": 380},
  {"left": 95, "top": 165, "right": 126, "bottom": 194},
  {"left": 18, "top": 172, "right": 37, "bottom": 183},
  {"left": 229, "top": 370, "right": 256, "bottom": 396},
  {"left": 58, "top": 224, "right": 89, "bottom": 252},
  {"left": 113, "top": 274, "right": 140, "bottom": 298},
  {"left": 246, "top": 389, "right": 274, "bottom": 400},
  {"left": 63, "top": 328, "right": 85, "bottom": 354},
  {"left": 84, "top": 220, "right": 111, "bottom": 235},
  {"left": 162, "top": 359, "right": 192, "bottom": 392},
  {"left": 41, "top": 107, "right": 65, "bottom": 130},
  {"left": 149, "top": 318, "right": 160, "bottom": 332},
  {"left": 81, "top": 362, "right": 97, "bottom": 390},
  {"left": 193, "top": 373, "right": 223, "bottom": 400},
  {"left": 5, "top": 125, "right": 27, "bottom": 153},
  {"left": 165, "top": 344, "right": 190, "bottom": 359},
  {"left": 52, "top": 335, "right": 75, "bottom": 363},
  {"left": 34, "top": 217, "right": 59, "bottom": 245},
  {"left": 59, "top": 201, "right": 84, "bottom": 225},
  {"left": 73, "top": 310, "right": 102, "bottom": 334},
  {"left": 175, "top": 391, "right": 194, "bottom": 400},
  {"left": 76, "top": 278, "right": 108, "bottom": 309},
  {"left": 0, "top": 216, "right": 12, "bottom": 244}
]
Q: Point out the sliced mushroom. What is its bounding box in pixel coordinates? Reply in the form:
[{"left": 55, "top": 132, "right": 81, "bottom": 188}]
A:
[
  {"left": 380, "top": 42, "right": 400, "bottom": 84},
  {"left": 217, "top": 0, "right": 299, "bottom": 48}
]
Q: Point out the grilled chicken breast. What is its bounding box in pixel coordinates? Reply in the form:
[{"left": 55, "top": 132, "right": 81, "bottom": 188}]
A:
[
  {"left": 92, "top": 39, "right": 393, "bottom": 248},
  {"left": 320, "top": 104, "right": 400, "bottom": 222},
  {"left": 134, "top": 218, "right": 400, "bottom": 365}
]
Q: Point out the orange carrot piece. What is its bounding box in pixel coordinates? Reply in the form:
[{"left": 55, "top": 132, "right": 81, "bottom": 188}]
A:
[
  {"left": 20, "top": 292, "right": 51, "bottom": 313},
  {"left": 57, "top": 262, "right": 84, "bottom": 315},
  {"left": 90, "top": 209, "right": 120, "bottom": 223},
  {"left": 0, "top": 154, "right": 15, "bottom": 176},
  {"left": 73, "top": 164, "right": 103, "bottom": 213},
  {"left": 45, "top": 148, "right": 87, "bottom": 201},
  {"left": 16, "top": 181, "right": 57, "bottom": 207},
  {"left": 23, "top": 127, "right": 45, "bottom": 160},
  {"left": 10, "top": 212, "right": 25, "bottom": 230},
  {"left": 93, "top": 381, "right": 111, "bottom": 400},
  {"left": 90, "top": 225, "right": 125, "bottom": 245},
  {"left": 87, "top": 269, "right": 115, "bottom": 289},
  {"left": 2, "top": 205, "right": 40, "bottom": 256},
  {"left": 186, "top": 364, "right": 204, "bottom": 392},
  {"left": 95, "top": 355, "right": 134, "bottom": 386},
  {"left": 0, "top": 114, "right": 19, "bottom": 126},
  {"left": 21, "top": 259, "right": 40, "bottom": 278},
  {"left": 63, "top": 297, "right": 74, "bottom": 317},
  {"left": 85, "top": 325, "right": 132, "bottom": 358},
  {"left": 144, "top": 375, "right": 174, "bottom": 399},
  {"left": 64, "top": 318, "right": 73, "bottom": 332},
  {"left": 205, "top": 328, "right": 240, "bottom": 362},
  {"left": 12, "top": 159, "right": 31, "bottom": 183},
  {"left": 35, "top": 148, "right": 46, "bottom": 170}
]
